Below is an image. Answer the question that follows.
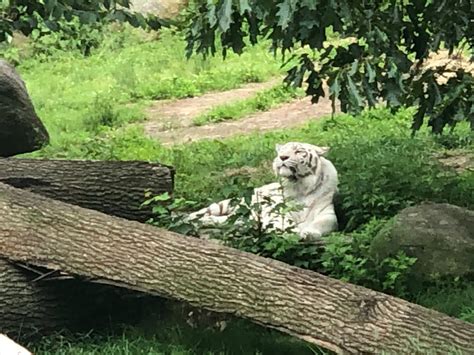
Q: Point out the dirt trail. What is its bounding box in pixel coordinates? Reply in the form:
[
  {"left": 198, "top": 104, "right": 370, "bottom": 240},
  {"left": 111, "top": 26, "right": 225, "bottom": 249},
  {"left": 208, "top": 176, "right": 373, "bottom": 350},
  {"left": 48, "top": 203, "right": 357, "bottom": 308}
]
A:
[
  {"left": 143, "top": 79, "right": 337, "bottom": 146},
  {"left": 154, "top": 97, "right": 335, "bottom": 145},
  {"left": 144, "top": 80, "right": 278, "bottom": 133}
]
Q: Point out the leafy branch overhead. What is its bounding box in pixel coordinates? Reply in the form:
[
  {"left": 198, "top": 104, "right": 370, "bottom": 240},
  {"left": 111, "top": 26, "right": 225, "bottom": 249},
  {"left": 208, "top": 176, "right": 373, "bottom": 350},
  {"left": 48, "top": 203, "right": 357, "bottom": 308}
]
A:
[
  {"left": 185, "top": 0, "right": 474, "bottom": 133},
  {"left": 0, "top": 0, "right": 164, "bottom": 43}
]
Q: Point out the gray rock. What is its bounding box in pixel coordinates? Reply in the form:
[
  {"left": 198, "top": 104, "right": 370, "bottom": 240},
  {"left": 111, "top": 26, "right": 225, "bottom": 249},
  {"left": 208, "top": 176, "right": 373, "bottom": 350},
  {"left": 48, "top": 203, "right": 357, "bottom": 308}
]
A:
[
  {"left": 0, "top": 60, "right": 49, "bottom": 157},
  {"left": 370, "top": 203, "right": 474, "bottom": 287}
]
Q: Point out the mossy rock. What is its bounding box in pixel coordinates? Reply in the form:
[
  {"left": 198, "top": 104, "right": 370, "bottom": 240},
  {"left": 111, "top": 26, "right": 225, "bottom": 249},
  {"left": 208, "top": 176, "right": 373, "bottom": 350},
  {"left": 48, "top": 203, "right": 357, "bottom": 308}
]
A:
[{"left": 370, "top": 203, "right": 474, "bottom": 290}]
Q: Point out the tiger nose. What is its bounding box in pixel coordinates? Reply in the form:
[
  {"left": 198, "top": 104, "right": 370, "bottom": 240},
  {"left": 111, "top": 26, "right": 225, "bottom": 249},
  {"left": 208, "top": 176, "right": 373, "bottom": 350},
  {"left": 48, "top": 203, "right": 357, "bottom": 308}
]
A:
[{"left": 280, "top": 155, "right": 289, "bottom": 161}]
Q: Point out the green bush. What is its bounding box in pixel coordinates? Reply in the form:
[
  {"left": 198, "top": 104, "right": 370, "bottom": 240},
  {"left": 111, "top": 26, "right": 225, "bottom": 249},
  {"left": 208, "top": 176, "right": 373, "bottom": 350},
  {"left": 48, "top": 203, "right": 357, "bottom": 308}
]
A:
[
  {"left": 30, "top": 18, "right": 105, "bottom": 58},
  {"left": 330, "top": 135, "right": 461, "bottom": 230}
]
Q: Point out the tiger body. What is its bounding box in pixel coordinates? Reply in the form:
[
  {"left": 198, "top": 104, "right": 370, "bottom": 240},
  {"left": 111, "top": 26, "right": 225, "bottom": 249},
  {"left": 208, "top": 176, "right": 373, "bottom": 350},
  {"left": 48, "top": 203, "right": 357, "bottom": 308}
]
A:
[{"left": 188, "top": 142, "right": 339, "bottom": 240}]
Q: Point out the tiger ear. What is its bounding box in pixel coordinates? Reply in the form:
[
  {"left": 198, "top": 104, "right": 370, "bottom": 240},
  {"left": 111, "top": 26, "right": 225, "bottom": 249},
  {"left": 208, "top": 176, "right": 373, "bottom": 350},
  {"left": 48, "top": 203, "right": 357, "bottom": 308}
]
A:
[{"left": 314, "top": 146, "right": 330, "bottom": 156}]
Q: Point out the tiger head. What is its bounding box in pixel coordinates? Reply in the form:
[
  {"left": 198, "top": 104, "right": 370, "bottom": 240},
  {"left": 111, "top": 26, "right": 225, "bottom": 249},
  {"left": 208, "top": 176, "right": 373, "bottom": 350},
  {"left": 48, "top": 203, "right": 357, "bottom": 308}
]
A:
[{"left": 272, "top": 142, "right": 330, "bottom": 181}]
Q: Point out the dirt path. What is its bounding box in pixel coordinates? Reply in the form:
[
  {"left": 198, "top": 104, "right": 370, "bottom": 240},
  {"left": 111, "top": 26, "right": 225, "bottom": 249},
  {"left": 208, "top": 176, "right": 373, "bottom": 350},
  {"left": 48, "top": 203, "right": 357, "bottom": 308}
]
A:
[
  {"left": 143, "top": 79, "right": 337, "bottom": 146},
  {"left": 144, "top": 80, "right": 278, "bottom": 133}
]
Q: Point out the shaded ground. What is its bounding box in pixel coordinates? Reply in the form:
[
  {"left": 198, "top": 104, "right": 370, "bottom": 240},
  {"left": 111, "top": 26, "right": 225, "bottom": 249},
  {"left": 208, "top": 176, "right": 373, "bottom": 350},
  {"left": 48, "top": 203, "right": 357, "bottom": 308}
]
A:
[
  {"left": 143, "top": 80, "right": 337, "bottom": 145},
  {"left": 437, "top": 150, "right": 474, "bottom": 173}
]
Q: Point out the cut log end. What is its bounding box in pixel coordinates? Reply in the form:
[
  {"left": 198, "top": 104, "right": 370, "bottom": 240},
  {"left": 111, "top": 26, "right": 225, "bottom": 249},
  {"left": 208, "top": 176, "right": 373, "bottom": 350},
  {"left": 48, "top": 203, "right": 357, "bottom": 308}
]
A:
[{"left": 0, "top": 334, "right": 32, "bottom": 355}]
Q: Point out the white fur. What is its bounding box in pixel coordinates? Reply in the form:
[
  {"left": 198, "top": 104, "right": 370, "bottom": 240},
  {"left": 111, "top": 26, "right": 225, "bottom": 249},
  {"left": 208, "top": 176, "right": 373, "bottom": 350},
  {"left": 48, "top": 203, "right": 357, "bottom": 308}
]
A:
[{"left": 188, "top": 142, "right": 339, "bottom": 240}]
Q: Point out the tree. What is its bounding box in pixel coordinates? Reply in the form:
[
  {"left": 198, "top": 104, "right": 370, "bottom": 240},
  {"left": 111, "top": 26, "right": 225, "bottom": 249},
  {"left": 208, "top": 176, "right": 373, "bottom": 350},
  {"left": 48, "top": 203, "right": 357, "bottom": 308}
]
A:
[
  {"left": 1, "top": 183, "right": 473, "bottom": 354},
  {"left": 0, "top": 0, "right": 163, "bottom": 43},
  {"left": 185, "top": 0, "right": 474, "bottom": 133}
]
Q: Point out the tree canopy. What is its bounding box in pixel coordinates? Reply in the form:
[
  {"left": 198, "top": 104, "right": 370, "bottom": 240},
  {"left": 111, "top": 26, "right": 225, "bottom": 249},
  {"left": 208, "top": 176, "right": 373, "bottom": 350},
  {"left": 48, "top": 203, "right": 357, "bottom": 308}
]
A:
[
  {"left": 0, "top": 0, "right": 163, "bottom": 43},
  {"left": 185, "top": 0, "right": 474, "bottom": 133}
]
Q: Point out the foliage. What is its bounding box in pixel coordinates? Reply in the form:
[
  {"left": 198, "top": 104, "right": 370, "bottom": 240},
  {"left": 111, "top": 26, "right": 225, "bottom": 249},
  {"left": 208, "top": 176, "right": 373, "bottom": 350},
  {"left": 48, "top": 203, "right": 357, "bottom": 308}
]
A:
[
  {"left": 193, "top": 83, "right": 304, "bottom": 125},
  {"left": 142, "top": 191, "right": 202, "bottom": 237},
  {"left": 0, "top": 0, "right": 163, "bottom": 44},
  {"left": 148, "top": 188, "right": 418, "bottom": 298},
  {"left": 414, "top": 280, "right": 474, "bottom": 323},
  {"left": 28, "top": 17, "right": 105, "bottom": 57},
  {"left": 185, "top": 0, "right": 474, "bottom": 133}
]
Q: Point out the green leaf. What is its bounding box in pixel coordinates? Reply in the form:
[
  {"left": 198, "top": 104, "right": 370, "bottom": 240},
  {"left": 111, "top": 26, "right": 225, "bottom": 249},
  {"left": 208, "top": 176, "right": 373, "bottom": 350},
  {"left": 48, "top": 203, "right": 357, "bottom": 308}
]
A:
[
  {"left": 45, "top": 0, "right": 58, "bottom": 14},
  {"left": 365, "top": 62, "right": 376, "bottom": 83},
  {"left": 238, "top": 0, "right": 251, "bottom": 15},
  {"left": 277, "top": 0, "right": 293, "bottom": 30},
  {"left": 329, "top": 74, "right": 341, "bottom": 98},
  {"left": 300, "top": 0, "right": 317, "bottom": 11},
  {"left": 206, "top": 0, "right": 217, "bottom": 28},
  {"left": 217, "top": 0, "right": 233, "bottom": 32},
  {"left": 346, "top": 74, "right": 364, "bottom": 108},
  {"left": 349, "top": 59, "right": 359, "bottom": 76},
  {"left": 153, "top": 192, "right": 171, "bottom": 202}
]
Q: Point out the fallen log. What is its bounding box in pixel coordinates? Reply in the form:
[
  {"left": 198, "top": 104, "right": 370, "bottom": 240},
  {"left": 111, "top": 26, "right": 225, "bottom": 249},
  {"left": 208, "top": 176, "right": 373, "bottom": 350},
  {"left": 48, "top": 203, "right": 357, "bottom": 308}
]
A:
[
  {"left": 0, "top": 183, "right": 472, "bottom": 354},
  {"left": 0, "top": 259, "right": 66, "bottom": 336},
  {"left": 0, "top": 158, "right": 174, "bottom": 222},
  {"left": 0, "top": 258, "right": 161, "bottom": 338}
]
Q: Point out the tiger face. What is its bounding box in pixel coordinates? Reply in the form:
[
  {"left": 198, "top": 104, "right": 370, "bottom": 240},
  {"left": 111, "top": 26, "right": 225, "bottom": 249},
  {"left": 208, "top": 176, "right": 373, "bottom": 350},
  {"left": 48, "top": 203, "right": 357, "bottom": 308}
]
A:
[{"left": 272, "top": 142, "right": 330, "bottom": 180}]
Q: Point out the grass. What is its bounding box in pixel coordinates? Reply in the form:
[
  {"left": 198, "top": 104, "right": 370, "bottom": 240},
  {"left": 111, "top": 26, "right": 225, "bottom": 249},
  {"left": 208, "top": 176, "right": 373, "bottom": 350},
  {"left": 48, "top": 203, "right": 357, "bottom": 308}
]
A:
[
  {"left": 30, "top": 319, "right": 326, "bottom": 355},
  {"left": 415, "top": 282, "right": 474, "bottom": 323},
  {"left": 9, "top": 25, "right": 284, "bottom": 158},
  {"left": 192, "top": 84, "right": 305, "bottom": 126}
]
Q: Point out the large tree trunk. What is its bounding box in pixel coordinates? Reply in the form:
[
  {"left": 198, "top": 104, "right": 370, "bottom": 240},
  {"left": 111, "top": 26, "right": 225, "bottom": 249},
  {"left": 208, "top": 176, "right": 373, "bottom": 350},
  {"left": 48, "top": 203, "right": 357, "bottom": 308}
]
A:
[
  {"left": 0, "top": 158, "right": 174, "bottom": 222},
  {"left": 0, "top": 60, "right": 49, "bottom": 157},
  {"left": 0, "top": 183, "right": 472, "bottom": 354}
]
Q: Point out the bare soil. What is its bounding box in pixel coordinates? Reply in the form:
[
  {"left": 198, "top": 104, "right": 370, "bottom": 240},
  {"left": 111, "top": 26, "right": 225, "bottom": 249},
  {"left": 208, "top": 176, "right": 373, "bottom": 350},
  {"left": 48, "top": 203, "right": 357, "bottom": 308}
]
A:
[
  {"left": 436, "top": 150, "right": 474, "bottom": 173},
  {"left": 143, "top": 80, "right": 337, "bottom": 145},
  {"left": 144, "top": 80, "right": 278, "bottom": 133}
]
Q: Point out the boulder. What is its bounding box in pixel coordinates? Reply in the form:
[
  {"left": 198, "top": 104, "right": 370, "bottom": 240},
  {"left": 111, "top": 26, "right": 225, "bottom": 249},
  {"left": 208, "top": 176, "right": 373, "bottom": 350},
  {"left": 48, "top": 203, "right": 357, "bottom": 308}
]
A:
[
  {"left": 0, "top": 60, "right": 49, "bottom": 157},
  {"left": 370, "top": 203, "right": 474, "bottom": 288}
]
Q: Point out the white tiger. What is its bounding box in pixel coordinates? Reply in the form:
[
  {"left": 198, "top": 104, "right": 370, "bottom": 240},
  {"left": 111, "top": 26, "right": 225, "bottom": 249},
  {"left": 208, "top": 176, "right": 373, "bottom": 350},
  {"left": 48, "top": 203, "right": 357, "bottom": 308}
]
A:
[{"left": 188, "top": 142, "right": 339, "bottom": 240}]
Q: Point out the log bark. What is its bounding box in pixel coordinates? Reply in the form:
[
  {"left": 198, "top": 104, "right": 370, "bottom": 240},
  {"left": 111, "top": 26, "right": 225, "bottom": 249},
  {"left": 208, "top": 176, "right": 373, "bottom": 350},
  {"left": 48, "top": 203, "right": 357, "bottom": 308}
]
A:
[
  {"left": 0, "top": 60, "right": 49, "bottom": 157},
  {"left": 0, "top": 258, "right": 160, "bottom": 339},
  {"left": 0, "top": 158, "right": 174, "bottom": 222},
  {"left": 0, "top": 183, "right": 472, "bottom": 354}
]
